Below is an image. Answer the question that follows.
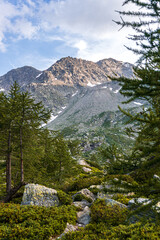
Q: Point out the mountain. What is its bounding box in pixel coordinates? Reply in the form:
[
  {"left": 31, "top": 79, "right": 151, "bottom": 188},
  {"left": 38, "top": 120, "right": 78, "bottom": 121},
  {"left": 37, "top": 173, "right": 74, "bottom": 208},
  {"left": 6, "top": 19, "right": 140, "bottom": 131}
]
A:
[
  {"left": 0, "top": 57, "right": 134, "bottom": 112},
  {"left": 0, "top": 66, "right": 41, "bottom": 90},
  {"left": 0, "top": 56, "right": 140, "bottom": 151},
  {"left": 0, "top": 56, "right": 139, "bottom": 151}
]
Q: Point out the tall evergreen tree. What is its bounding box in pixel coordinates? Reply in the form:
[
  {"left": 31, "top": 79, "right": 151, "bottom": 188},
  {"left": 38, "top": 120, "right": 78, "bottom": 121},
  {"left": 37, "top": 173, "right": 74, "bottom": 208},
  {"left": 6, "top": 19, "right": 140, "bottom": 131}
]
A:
[
  {"left": 110, "top": 0, "right": 160, "bottom": 199},
  {"left": 0, "top": 82, "right": 51, "bottom": 201}
]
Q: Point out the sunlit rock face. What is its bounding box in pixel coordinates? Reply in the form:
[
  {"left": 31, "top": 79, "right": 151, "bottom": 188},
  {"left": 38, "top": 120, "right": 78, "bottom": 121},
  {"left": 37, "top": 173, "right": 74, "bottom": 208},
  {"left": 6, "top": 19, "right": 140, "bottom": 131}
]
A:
[{"left": 21, "top": 184, "right": 59, "bottom": 207}]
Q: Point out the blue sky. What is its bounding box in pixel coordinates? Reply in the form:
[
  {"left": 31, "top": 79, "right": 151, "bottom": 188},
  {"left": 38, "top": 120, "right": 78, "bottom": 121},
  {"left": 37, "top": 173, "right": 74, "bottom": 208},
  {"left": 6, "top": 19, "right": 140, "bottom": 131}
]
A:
[{"left": 0, "top": 0, "right": 138, "bottom": 76}]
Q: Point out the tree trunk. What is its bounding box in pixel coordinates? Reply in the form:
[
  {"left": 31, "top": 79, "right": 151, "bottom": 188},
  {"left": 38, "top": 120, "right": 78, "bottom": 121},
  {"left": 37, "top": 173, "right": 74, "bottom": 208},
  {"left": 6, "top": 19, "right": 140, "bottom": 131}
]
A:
[
  {"left": 4, "top": 181, "right": 26, "bottom": 203},
  {"left": 20, "top": 127, "right": 24, "bottom": 182},
  {"left": 6, "top": 129, "right": 12, "bottom": 194}
]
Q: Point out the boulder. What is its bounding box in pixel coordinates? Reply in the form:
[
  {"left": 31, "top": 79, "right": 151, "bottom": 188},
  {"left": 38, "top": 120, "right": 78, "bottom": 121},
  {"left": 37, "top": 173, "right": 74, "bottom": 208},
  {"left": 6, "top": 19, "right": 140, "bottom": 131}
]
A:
[
  {"left": 21, "top": 184, "right": 59, "bottom": 207},
  {"left": 77, "top": 206, "right": 91, "bottom": 225},
  {"left": 72, "top": 200, "right": 91, "bottom": 209},
  {"left": 72, "top": 188, "right": 95, "bottom": 202}
]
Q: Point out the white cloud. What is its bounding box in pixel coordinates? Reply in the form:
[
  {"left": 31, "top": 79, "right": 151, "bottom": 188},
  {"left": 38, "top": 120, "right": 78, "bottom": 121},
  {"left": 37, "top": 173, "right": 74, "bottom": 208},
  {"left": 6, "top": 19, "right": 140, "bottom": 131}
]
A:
[
  {"left": 74, "top": 40, "right": 87, "bottom": 51},
  {"left": 0, "top": 0, "right": 140, "bottom": 66},
  {"left": 38, "top": 0, "right": 123, "bottom": 40},
  {"left": 0, "top": 0, "right": 38, "bottom": 51}
]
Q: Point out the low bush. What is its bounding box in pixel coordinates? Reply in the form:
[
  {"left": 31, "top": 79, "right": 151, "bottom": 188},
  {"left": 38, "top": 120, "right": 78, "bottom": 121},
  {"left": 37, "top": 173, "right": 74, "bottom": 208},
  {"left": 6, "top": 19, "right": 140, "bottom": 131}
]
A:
[
  {"left": 65, "top": 175, "right": 103, "bottom": 192},
  {"left": 57, "top": 190, "right": 72, "bottom": 205},
  {"left": 74, "top": 194, "right": 92, "bottom": 203},
  {"left": 62, "top": 222, "right": 160, "bottom": 240},
  {"left": 0, "top": 203, "right": 77, "bottom": 240},
  {"left": 91, "top": 199, "right": 128, "bottom": 226},
  {"left": 112, "top": 194, "right": 130, "bottom": 205}
]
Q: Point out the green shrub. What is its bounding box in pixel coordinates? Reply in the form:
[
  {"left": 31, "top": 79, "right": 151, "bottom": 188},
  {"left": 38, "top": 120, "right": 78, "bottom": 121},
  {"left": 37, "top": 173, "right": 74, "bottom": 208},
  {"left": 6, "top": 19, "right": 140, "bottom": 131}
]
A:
[
  {"left": 57, "top": 190, "right": 72, "bottom": 205},
  {"left": 91, "top": 199, "right": 128, "bottom": 226},
  {"left": 112, "top": 194, "right": 130, "bottom": 205},
  {"left": 62, "top": 222, "right": 160, "bottom": 240},
  {"left": 0, "top": 203, "right": 77, "bottom": 240},
  {"left": 74, "top": 194, "right": 92, "bottom": 203},
  {"left": 65, "top": 176, "right": 102, "bottom": 192}
]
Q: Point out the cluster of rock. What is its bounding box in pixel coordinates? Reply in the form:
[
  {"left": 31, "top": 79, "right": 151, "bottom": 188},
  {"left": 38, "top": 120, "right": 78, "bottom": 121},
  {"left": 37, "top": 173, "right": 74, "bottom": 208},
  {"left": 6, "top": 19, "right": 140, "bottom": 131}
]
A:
[{"left": 21, "top": 183, "right": 160, "bottom": 239}]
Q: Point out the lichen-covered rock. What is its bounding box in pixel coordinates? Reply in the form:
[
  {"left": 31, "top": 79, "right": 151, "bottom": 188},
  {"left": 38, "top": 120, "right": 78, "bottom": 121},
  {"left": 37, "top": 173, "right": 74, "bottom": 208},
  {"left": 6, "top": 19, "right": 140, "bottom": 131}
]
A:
[
  {"left": 77, "top": 206, "right": 91, "bottom": 225},
  {"left": 21, "top": 184, "right": 59, "bottom": 207}
]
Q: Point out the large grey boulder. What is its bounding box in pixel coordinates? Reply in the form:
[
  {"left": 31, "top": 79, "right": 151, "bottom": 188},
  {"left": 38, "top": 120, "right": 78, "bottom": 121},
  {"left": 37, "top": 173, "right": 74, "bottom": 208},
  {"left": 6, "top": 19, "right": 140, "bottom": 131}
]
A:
[{"left": 21, "top": 184, "right": 59, "bottom": 207}]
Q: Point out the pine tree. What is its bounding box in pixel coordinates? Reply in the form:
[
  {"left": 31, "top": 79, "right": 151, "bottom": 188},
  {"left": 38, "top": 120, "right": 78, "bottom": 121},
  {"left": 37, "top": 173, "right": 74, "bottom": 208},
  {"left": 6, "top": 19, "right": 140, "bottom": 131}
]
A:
[
  {"left": 0, "top": 82, "right": 51, "bottom": 202},
  {"left": 42, "top": 132, "right": 79, "bottom": 184},
  {"left": 110, "top": 0, "right": 160, "bottom": 201}
]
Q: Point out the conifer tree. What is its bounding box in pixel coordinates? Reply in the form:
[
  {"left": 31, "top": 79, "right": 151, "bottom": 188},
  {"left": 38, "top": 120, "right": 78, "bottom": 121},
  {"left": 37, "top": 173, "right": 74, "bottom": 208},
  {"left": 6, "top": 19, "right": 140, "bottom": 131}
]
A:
[
  {"left": 112, "top": 0, "right": 160, "bottom": 199},
  {"left": 0, "top": 82, "right": 51, "bottom": 201}
]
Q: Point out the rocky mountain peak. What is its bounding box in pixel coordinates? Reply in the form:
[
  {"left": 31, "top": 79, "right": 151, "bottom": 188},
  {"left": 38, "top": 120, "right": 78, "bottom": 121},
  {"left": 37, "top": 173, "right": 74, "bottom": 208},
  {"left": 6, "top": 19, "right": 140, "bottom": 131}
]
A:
[
  {"left": 45, "top": 56, "right": 109, "bottom": 87},
  {"left": 0, "top": 66, "right": 41, "bottom": 90},
  {"left": 97, "top": 58, "right": 134, "bottom": 78},
  {"left": 0, "top": 57, "right": 134, "bottom": 113}
]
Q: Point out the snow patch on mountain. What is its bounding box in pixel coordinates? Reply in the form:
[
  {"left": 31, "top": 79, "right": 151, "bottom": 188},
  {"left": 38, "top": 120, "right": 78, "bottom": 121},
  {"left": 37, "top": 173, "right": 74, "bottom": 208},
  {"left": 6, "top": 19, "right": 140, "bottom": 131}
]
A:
[
  {"left": 72, "top": 91, "right": 78, "bottom": 97},
  {"left": 0, "top": 88, "right": 5, "bottom": 92},
  {"left": 36, "top": 73, "right": 42, "bottom": 78},
  {"left": 87, "top": 82, "right": 96, "bottom": 87},
  {"left": 113, "top": 88, "right": 121, "bottom": 93},
  {"left": 134, "top": 102, "right": 143, "bottom": 106}
]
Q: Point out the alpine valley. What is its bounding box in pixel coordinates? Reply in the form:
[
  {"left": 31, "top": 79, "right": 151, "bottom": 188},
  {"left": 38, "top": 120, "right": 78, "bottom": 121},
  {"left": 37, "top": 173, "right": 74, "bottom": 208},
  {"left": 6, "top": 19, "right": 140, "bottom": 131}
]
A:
[{"left": 0, "top": 57, "right": 143, "bottom": 152}]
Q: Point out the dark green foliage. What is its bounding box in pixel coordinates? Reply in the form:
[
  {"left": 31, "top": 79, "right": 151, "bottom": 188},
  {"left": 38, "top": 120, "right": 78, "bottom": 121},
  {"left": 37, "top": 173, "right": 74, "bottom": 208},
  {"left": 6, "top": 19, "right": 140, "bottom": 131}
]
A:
[
  {"left": 0, "top": 203, "right": 77, "bottom": 240},
  {"left": 64, "top": 175, "right": 103, "bottom": 192},
  {"left": 112, "top": 194, "right": 130, "bottom": 205},
  {"left": 73, "top": 194, "right": 92, "bottom": 203},
  {"left": 41, "top": 132, "right": 80, "bottom": 184},
  {"left": 57, "top": 190, "right": 72, "bottom": 205},
  {"left": 91, "top": 199, "right": 128, "bottom": 226},
  {"left": 62, "top": 222, "right": 160, "bottom": 240},
  {"left": 108, "top": 0, "right": 160, "bottom": 204},
  {"left": 0, "top": 82, "right": 51, "bottom": 200}
]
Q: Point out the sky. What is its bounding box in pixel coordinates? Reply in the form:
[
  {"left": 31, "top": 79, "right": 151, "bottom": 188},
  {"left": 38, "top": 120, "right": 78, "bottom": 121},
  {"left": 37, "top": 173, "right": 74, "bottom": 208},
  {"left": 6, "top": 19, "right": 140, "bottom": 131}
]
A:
[{"left": 0, "top": 0, "right": 139, "bottom": 76}]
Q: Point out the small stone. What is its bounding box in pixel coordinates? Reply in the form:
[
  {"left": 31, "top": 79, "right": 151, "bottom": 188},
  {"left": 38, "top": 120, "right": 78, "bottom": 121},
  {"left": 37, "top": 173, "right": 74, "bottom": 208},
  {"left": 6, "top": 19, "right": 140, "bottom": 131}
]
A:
[
  {"left": 82, "top": 167, "right": 92, "bottom": 173},
  {"left": 153, "top": 174, "right": 160, "bottom": 181}
]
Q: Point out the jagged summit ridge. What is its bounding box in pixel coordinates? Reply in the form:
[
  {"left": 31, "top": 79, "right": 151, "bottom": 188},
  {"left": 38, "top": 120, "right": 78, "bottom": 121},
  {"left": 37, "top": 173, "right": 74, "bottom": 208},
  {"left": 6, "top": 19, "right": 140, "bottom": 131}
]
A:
[
  {"left": 0, "top": 57, "right": 134, "bottom": 90},
  {"left": 0, "top": 57, "right": 134, "bottom": 113}
]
